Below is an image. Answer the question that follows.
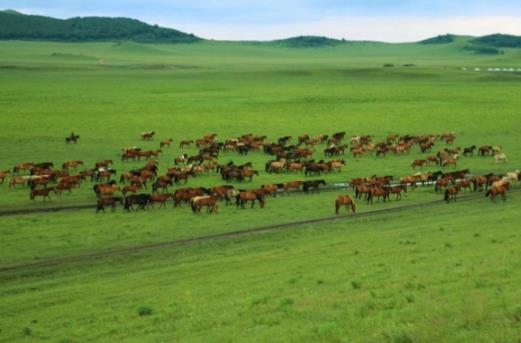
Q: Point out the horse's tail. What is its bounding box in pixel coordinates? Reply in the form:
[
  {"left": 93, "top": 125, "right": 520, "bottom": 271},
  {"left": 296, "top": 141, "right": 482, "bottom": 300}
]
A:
[
  {"left": 444, "top": 189, "right": 450, "bottom": 202},
  {"left": 335, "top": 200, "right": 340, "bottom": 215}
]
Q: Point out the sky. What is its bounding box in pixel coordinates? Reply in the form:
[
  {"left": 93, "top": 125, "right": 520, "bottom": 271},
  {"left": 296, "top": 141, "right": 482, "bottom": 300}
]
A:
[{"left": 2, "top": 0, "right": 521, "bottom": 42}]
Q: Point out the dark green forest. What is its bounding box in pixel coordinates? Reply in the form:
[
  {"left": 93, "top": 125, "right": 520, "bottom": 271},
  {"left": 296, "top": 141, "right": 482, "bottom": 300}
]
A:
[{"left": 0, "top": 10, "right": 200, "bottom": 42}]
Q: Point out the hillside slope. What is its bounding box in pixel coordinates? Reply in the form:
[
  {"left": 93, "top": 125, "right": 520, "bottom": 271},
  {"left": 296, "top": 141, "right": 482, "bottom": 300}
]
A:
[{"left": 0, "top": 10, "right": 200, "bottom": 43}]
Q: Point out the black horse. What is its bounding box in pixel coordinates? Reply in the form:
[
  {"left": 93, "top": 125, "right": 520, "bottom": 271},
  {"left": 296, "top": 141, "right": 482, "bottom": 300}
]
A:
[
  {"left": 303, "top": 180, "right": 326, "bottom": 193},
  {"left": 463, "top": 145, "right": 476, "bottom": 156},
  {"left": 124, "top": 193, "right": 150, "bottom": 211},
  {"left": 66, "top": 132, "right": 80, "bottom": 143}
]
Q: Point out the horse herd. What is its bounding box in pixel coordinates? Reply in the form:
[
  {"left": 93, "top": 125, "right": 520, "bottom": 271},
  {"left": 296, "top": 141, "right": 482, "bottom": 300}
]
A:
[{"left": 1, "top": 130, "right": 518, "bottom": 215}]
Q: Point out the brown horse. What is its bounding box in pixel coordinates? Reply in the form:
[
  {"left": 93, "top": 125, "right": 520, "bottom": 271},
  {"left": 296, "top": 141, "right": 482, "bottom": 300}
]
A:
[
  {"left": 0, "top": 170, "right": 11, "bottom": 184},
  {"left": 122, "top": 185, "right": 142, "bottom": 196},
  {"left": 149, "top": 193, "right": 174, "bottom": 209},
  {"left": 444, "top": 186, "right": 459, "bottom": 202},
  {"left": 95, "top": 160, "right": 113, "bottom": 168},
  {"left": 485, "top": 184, "right": 508, "bottom": 201},
  {"left": 191, "top": 195, "right": 219, "bottom": 213},
  {"left": 387, "top": 184, "right": 407, "bottom": 200},
  {"left": 96, "top": 196, "right": 123, "bottom": 212},
  {"left": 456, "top": 179, "right": 472, "bottom": 192},
  {"left": 30, "top": 187, "right": 56, "bottom": 201},
  {"left": 283, "top": 180, "right": 303, "bottom": 195},
  {"left": 335, "top": 195, "right": 356, "bottom": 215},
  {"left": 367, "top": 186, "right": 389, "bottom": 204},
  {"left": 179, "top": 140, "right": 194, "bottom": 148},
  {"left": 411, "top": 160, "right": 427, "bottom": 169},
  {"left": 160, "top": 138, "right": 173, "bottom": 149},
  {"left": 237, "top": 191, "right": 265, "bottom": 209},
  {"left": 62, "top": 160, "right": 84, "bottom": 170},
  {"left": 141, "top": 131, "right": 155, "bottom": 140}
]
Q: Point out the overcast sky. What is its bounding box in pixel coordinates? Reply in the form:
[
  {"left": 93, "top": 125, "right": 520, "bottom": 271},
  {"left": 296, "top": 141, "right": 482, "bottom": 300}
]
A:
[{"left": 2, "top": 0, "right": 521, "bottom": 42}]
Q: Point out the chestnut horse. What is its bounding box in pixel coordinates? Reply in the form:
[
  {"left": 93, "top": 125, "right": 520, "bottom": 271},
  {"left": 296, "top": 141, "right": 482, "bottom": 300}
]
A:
[{"left": 335, "top": 195, "right": 356, "bottom": 215}]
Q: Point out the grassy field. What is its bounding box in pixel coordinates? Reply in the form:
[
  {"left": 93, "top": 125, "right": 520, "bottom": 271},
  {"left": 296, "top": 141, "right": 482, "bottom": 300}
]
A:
[{"left": 1, "top": 39, "right": 521, "bottom": 342}]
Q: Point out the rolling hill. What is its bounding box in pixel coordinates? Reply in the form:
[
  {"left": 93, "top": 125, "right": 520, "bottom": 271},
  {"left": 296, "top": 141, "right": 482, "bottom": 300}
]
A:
[{"left": 0, "top": 9, "right": 200, "bottom": 43}]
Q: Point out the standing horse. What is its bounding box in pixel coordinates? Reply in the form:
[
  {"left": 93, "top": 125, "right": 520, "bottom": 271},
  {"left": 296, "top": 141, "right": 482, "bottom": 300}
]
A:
[
  {"left": 96, "top": 196, "right": 123, "bottom": 213},
  {"left": 30, "top": 187, "right": 56, "bottom": 201},
  {"left": 387, "top": 184, "right": 407, "bottom": 200},
  {"left": 190, "top": 195, "right": 219, "bottom": 213},
  {"left": 444, "top": 187, "right": 459, "bottom": 202},
  {"left": 303, "top": 180, "right": 326, "bottom": 194},
  {"left": 485, "top": 184, "right": 508, "bottom": 201},
  {"left": 237, "top": 191, "right": 265, "bottom": 209},
  {"left": 335, "top": 195, "right": 356, "bottom": 215}
]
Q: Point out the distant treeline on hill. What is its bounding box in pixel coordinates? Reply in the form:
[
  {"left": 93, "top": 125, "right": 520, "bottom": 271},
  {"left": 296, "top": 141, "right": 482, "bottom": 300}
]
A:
[
  {"left": 473, "top": 34, "right": 521, "bottom": 48},
  {"left": 0, "top": 10, "right": 200, "bottom": 43}
]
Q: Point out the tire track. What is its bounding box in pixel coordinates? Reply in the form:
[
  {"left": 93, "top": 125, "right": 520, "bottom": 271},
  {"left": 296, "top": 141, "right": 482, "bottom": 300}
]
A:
[{"left": 1, "top": 187, "right": 518, "bottom": 274}]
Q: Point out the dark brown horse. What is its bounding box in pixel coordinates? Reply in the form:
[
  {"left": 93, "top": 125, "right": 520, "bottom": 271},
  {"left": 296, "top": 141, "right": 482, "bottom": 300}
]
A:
[
  {"left": 335, "top": 195, "right": 356, "bottom": 215},
  {"left": 30, "top": 187, "right": 56, "bottom": 201},
  {"left": 96, "top": 196, "right": 123, "bottom": 212},
  {"left": 444, "top": 187, "right": 459, "bottom": 202}
]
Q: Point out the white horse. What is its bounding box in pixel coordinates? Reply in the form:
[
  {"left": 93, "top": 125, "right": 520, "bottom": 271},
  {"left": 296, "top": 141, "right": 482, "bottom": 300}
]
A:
[{"left": 494, "top": 152, "right": 508, "bottom": 163}]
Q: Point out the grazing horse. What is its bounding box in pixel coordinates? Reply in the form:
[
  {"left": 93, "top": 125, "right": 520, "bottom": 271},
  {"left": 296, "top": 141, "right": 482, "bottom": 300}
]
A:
[
  {"left": 471, "top": 175, "right": 488, "bottom": 192},
  {"left": 65, "top": 133, "right": 80, "bottom": 143},
  {"left": 262, "top": 183, "right": 282, "bottom": 197},
  {"left": 485, "top": 184, "right": 508, "bottom": 201},
  {"left": 411, "top": 160, "right": 427, "bottom": 169},
  {"left": 62, "top": 160, "right": 84, "bottom": 170},
  {"left": 283, "top": 181, "right": 303, "bottom": 195},
  {"left": 124, "top": 193, "right": 150, "bottom": 211},
  {"left": 400, "top": 175, "right": 418, "bottom": 189},
  {"left": 478, "top": 145, "right": 492, "bottom": 156},
  {"left": 96, "top": 196, "right": 123, "bottom": 213},
  {"left": 0, "top": 169, "right": 10, "bottom": 184},
  {"left": 237, "top": 191, "right": 265, "bottom": 209},
  {"left": 435, "top": 176, "right": 453, "bottom": 192},
  {"left": 190, "top": 195, "right": 219, "bottom": 213},
  {"left": 494, "top": 152, "right": 508, "bottom": 163},
  {"left": 179, "top": 140, "right": 194, "bottom": 148},
  {"left": 444, "top": 187, "right": 459, "bottom": 202},
  {"left": 30, "top": 187, "right": 56, "bottom": 201},
  {"left": 95, "top": 160, "right": 113, "bottom": 168},
  {"left": 463, "top": 145, "right": 476, "bottom": 156},
  {"left": 335, "top": 195, "right": 356, "bottom": 215},
  {"left": 456, "top": 179, "right": 472, "bottom": 192},
  {"left": 160, "top": 138, "right": 173, "bottom": 149},
  {"left": 141, "top": 131, "right": 155, "bottom": 140},
  {"left": 303, "top": 180, "right": 326, "bottom": 194},
  {"left": 387, "top": 184, "right": 407, "bottom": 200}
]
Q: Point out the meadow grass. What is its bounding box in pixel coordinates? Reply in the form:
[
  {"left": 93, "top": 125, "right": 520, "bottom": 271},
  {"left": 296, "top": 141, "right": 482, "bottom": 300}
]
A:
[
  {"left": 1, "top": 192, "right": 520, "bottom": 342},
  {"left": 1, "top": 40, "right": 521, "bottom": 342}
]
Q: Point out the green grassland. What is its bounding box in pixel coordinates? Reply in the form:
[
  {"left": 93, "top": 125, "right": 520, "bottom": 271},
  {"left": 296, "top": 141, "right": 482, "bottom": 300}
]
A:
[{"left": 1, "top": 39, "right": 521, "bottom": 342}]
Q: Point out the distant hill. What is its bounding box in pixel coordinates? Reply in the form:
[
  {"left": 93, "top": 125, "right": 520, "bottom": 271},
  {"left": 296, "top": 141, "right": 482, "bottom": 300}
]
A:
[
  {"left": 420, "top": 34, "right": 456, "bottom": 44},
  {"left": 0, "top": 10, "right": 200, "bottom": 43},
  {"left": 274, "top": 36, "right": 346, "bottom": 48},
  {"left": 473, "top": 34, "right": 521, "bottom": 48}
]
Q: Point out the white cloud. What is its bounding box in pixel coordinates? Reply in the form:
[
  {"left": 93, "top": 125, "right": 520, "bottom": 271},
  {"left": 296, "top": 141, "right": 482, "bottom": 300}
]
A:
[{"left": 157, "top": 15, "right": 521, "bottom": 41}]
